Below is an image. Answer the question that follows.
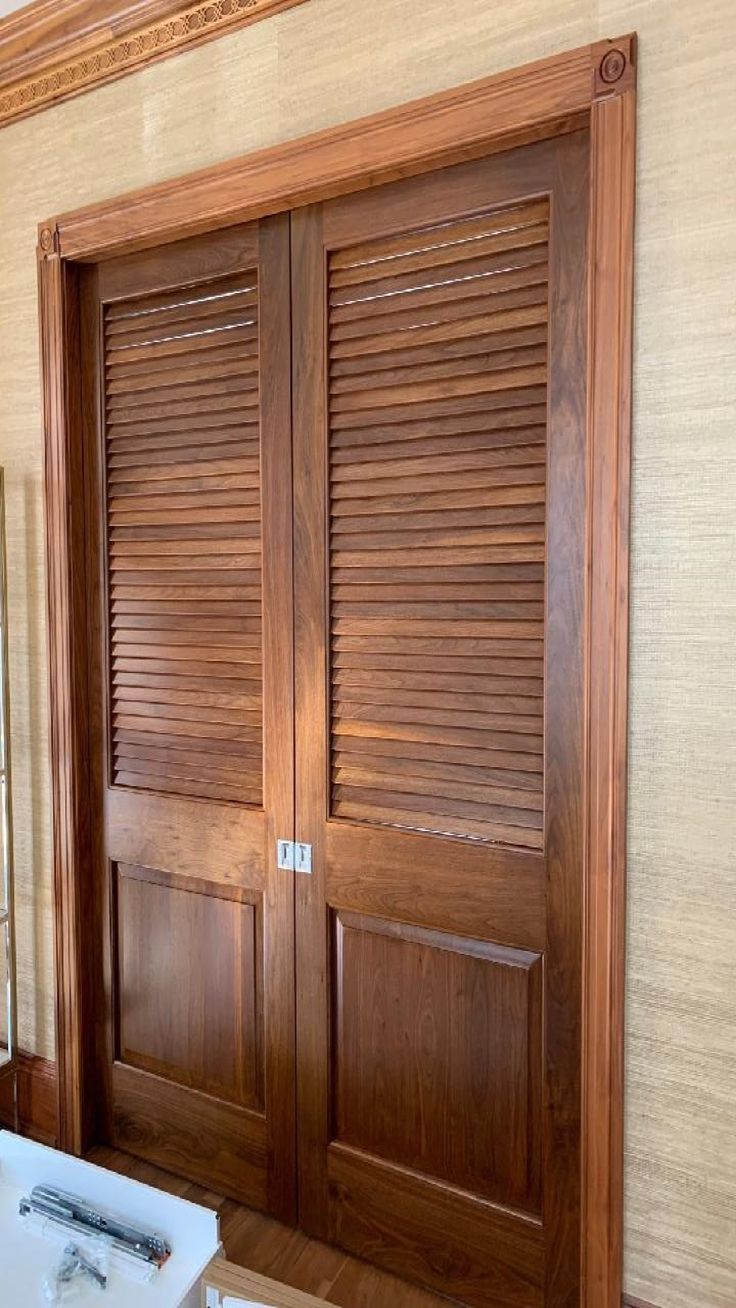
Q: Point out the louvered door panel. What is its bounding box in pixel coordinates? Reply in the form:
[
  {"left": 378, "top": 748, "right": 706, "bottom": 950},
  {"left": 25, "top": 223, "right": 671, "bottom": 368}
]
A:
[
  {"left": 103, "top": 271, "right": 263, "bottom": 807},
  {"left": 295, "top": 134, "right": 589, "bottom": 1307},
  {"left": 328, "top": 199, "right": 548, "bottom": 849},
  {"left": 84, "top": 219, "right": 296, "bottom": 1218}
]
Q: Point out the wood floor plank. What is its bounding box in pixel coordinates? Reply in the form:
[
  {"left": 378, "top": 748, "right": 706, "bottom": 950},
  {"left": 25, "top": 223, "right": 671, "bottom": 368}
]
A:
[{"left": 86, "top": 1147, "right": 453, "bottom": 1307}]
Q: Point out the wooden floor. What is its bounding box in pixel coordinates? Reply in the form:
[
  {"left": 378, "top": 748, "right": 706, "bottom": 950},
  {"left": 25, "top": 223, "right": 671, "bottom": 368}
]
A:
[{"left": 88, "top": 1147, "right": 453, "bottom": 1307}]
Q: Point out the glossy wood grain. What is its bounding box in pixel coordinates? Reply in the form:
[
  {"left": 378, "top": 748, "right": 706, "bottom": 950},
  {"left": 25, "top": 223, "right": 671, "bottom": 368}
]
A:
[
  {"left": 103, "top": 265, "right": 264, "bottom": 805},
  {"left": 326, "top": 194, "right": 549, "bottom": 849},
  {"left": 43, "top": 38, "right": 635, "bottom": 262},
  {"left": 39, "top": 249, "right": 91, "bottom": 1157},
  {"left": 111, "top": 1061, "right": 269, "bottom": 1209},
  {"left": 0, "top": 1052, "right": 58, "bottom": 1145},
  {"left": 41, "top": 38, "right": 636, "bottom": 1308},
  {"left": 78, "top": 218, "right": 296, "bottom": 1217},
  {"left": 539, "top": 123, "right": 589, "bottom": 1308},
  {"left": 206, "top": 1258, "right": 332, "bottom": 1308},
  {"left": 291, "top": 202, "right": 330, "bottom": 1235},
  {"left": 89, "top": 1145, "right": 452, "bottom": 1308},
  {"left": 334, "top": 912, "right": 543, "bottom": 1213},
  {"left": 581, "top": 86, "right": 636, "bottom": 1308},
  {"left": 105, "top": 788, "right": 265, "bottom": 888},
  {"left": 258, "top": 211, "right": 299, "bottom": 1222},
  {"left": 328, "top": 1145, "right": 544, "bottom": 1308},
  {"left": 116, "top": 864, "right": 263, "bottom": 1108},
  {"left": 294, "top": 132, "right": 591, "bottom": 1307},
  {"left": 326, "top": 823, "right": 545, "bottom": 951}
]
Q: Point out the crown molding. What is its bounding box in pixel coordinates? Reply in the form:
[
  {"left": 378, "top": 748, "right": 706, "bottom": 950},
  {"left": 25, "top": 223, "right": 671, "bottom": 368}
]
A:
[{"left": 0, "top": 0, "right": 308, "bottom": 130}]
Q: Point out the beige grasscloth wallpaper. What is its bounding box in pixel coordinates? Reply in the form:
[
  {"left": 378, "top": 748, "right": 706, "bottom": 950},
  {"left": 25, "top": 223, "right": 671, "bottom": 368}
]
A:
[{"left": 0, "top": 1, "right": 734, "bottom": 1304}]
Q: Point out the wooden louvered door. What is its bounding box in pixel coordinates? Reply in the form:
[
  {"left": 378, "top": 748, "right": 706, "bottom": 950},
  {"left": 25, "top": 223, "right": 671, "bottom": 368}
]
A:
[
  {"left": 293, "top": 133, "right": 589, "bottom": 1306},
  {"left": 81, "top": 219, "right": 296, "bottom": 1218}
]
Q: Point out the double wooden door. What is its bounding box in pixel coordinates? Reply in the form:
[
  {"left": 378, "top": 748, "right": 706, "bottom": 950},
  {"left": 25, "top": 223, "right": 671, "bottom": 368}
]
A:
[{"left": 81, "top": 129, "right": 589, "bottom": 1307}]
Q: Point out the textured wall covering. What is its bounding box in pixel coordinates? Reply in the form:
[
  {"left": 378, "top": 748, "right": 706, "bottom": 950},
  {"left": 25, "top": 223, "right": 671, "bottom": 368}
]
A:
[{"left": 0, "top": 2, "right": 734, "bottom": 1305}]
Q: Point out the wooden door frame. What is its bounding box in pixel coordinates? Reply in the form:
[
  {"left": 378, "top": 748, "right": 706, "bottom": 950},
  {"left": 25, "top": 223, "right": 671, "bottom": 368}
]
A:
[{"left": 39, "top": 34, "right": 635, "bottom": 1308}]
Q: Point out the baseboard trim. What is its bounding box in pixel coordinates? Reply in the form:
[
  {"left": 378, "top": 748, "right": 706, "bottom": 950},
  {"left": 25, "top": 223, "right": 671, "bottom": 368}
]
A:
[{"left": 0, "top": 1051, "right": 58, "bottom": 1146}]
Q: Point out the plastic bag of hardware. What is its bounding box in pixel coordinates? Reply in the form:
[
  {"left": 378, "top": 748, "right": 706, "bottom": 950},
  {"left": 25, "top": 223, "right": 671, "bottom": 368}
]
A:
[{"left": 42, "top": 1237, "right": 110, "bottom": 1304}]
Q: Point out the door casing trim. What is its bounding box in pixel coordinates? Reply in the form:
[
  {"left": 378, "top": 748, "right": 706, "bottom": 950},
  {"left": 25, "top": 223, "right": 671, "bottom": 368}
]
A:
[{"left": 39, "top": 34, "right": 636, "bottom": 1308}]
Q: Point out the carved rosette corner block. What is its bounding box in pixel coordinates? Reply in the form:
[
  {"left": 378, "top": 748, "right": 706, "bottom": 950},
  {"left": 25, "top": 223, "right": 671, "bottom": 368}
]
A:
[
  {"left": 600, "top": 49, "right": 626, "bottom": 84},
  {"left": 39, "top": 227, "right": 55, "bottom": 256},
  {"left": 593, "top": 36, "right": 636, "bottom": 98}
]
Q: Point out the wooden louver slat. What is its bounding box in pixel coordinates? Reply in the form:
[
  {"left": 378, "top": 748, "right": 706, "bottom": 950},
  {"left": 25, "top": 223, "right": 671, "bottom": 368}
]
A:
[
  {"left": 104, "top": 272, "right": 263, "bottom": 806},
  {"left": 328, "top": 200, "right": 549, "bottom": 849}
]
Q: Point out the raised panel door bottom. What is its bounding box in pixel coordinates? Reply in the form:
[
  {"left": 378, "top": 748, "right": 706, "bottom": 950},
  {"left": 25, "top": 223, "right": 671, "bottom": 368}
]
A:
[
  {"left": 333, "top": 909, "right": 543, "bottom": 1214},
  {"left": 116, "top": 862, "right": 264, "bottom": 1110}
]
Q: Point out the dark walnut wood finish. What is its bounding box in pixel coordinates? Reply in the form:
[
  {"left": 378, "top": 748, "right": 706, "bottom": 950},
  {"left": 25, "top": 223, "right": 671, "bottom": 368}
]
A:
[
  {"left": 91, "top": 1144, "right": 453, "bottom": 1308},
  {"left": 90, "top": 1146, "right": 665, "bottom": 1308},
  {"left": 293, "top": 132, "right": 589, "bottom": 1308},
  {"left": 0, "top": 1052, "right": 59, "bottom": 1145},
  {"left": 326, "top": 192, "right": 549, "bottom": 849},
  {"left": 78, "top": 218, "right": 296, "bottom": 1220},
  {"left": 40, "top": 37, "right": 635, "bottom": 1308}
]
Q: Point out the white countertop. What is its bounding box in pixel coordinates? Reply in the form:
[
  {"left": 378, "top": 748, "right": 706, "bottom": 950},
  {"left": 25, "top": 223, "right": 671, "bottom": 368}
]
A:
[{"left": 0, "top": 1131, "right": 220, "bottom": 1306}]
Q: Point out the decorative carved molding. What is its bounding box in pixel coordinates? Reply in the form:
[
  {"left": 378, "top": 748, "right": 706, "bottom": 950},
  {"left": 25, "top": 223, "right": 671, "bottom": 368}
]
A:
[
  {"left": 592, "top": 34, "right": 637, "bottom": 99},
  {"left": 38, "top": 224, "right": 57, "bottom": 254},
  {"left": 0, "top": 0, "right": 308, "bottom": 130},
  {"left": 599, "top": 48, "right": 627, "bottom": 84}
]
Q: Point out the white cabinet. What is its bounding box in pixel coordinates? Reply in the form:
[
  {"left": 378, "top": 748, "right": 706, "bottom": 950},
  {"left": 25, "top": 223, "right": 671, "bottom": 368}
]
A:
[{"left": 0, "top": 1132, "right": 220, "bottom": 1305}]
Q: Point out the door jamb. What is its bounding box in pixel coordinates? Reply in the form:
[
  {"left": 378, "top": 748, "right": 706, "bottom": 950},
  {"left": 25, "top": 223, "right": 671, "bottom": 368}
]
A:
[{"left": 38, "top": 34, "right": 636, "bottom": 1308}]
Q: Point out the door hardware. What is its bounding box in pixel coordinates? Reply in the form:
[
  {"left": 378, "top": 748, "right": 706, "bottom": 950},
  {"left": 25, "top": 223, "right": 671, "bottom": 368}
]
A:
[
  {"left": 276, "top": 839, "right": 295, "bottom": 871},
  {"left": 276, "top": 840, "right": 312, "bottom": 874}
]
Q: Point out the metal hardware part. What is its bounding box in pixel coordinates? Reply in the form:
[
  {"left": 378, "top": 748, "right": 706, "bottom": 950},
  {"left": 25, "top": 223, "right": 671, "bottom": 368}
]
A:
[
  {"left": 19, "top": 1185, "right": 172, "bottom": 1269},
  {"left": 295, "top": 842, "right": 313, "bottom": 875},
  {"left": 277, "top": 839, "right": 295, "bottom": 871},
  {"left": 57, "top": 1243, "right": 108, "bottom": 1290},
  {"left": 277, "top": 840, "right": 313, "bottom": 874}
]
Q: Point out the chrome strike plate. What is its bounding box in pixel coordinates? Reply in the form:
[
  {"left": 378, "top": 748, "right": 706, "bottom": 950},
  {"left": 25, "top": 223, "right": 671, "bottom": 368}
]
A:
[
  {"left": 295, "top": 842, "right": 312, "bottom": 875},
  {"left": 277, "top": 838, "right": 295, "bottom": 871},
  {"left": 276, "top": 839, "right": 312, "bottom": 874}
]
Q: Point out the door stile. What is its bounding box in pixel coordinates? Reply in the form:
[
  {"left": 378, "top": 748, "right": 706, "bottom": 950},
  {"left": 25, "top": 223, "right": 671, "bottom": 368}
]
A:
[
  {"left": 291, "top": 205, "right": 332, "bottom": 1239},
  {"left": 259, "top": 212, "right": 298, "bottom": 1223}
]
